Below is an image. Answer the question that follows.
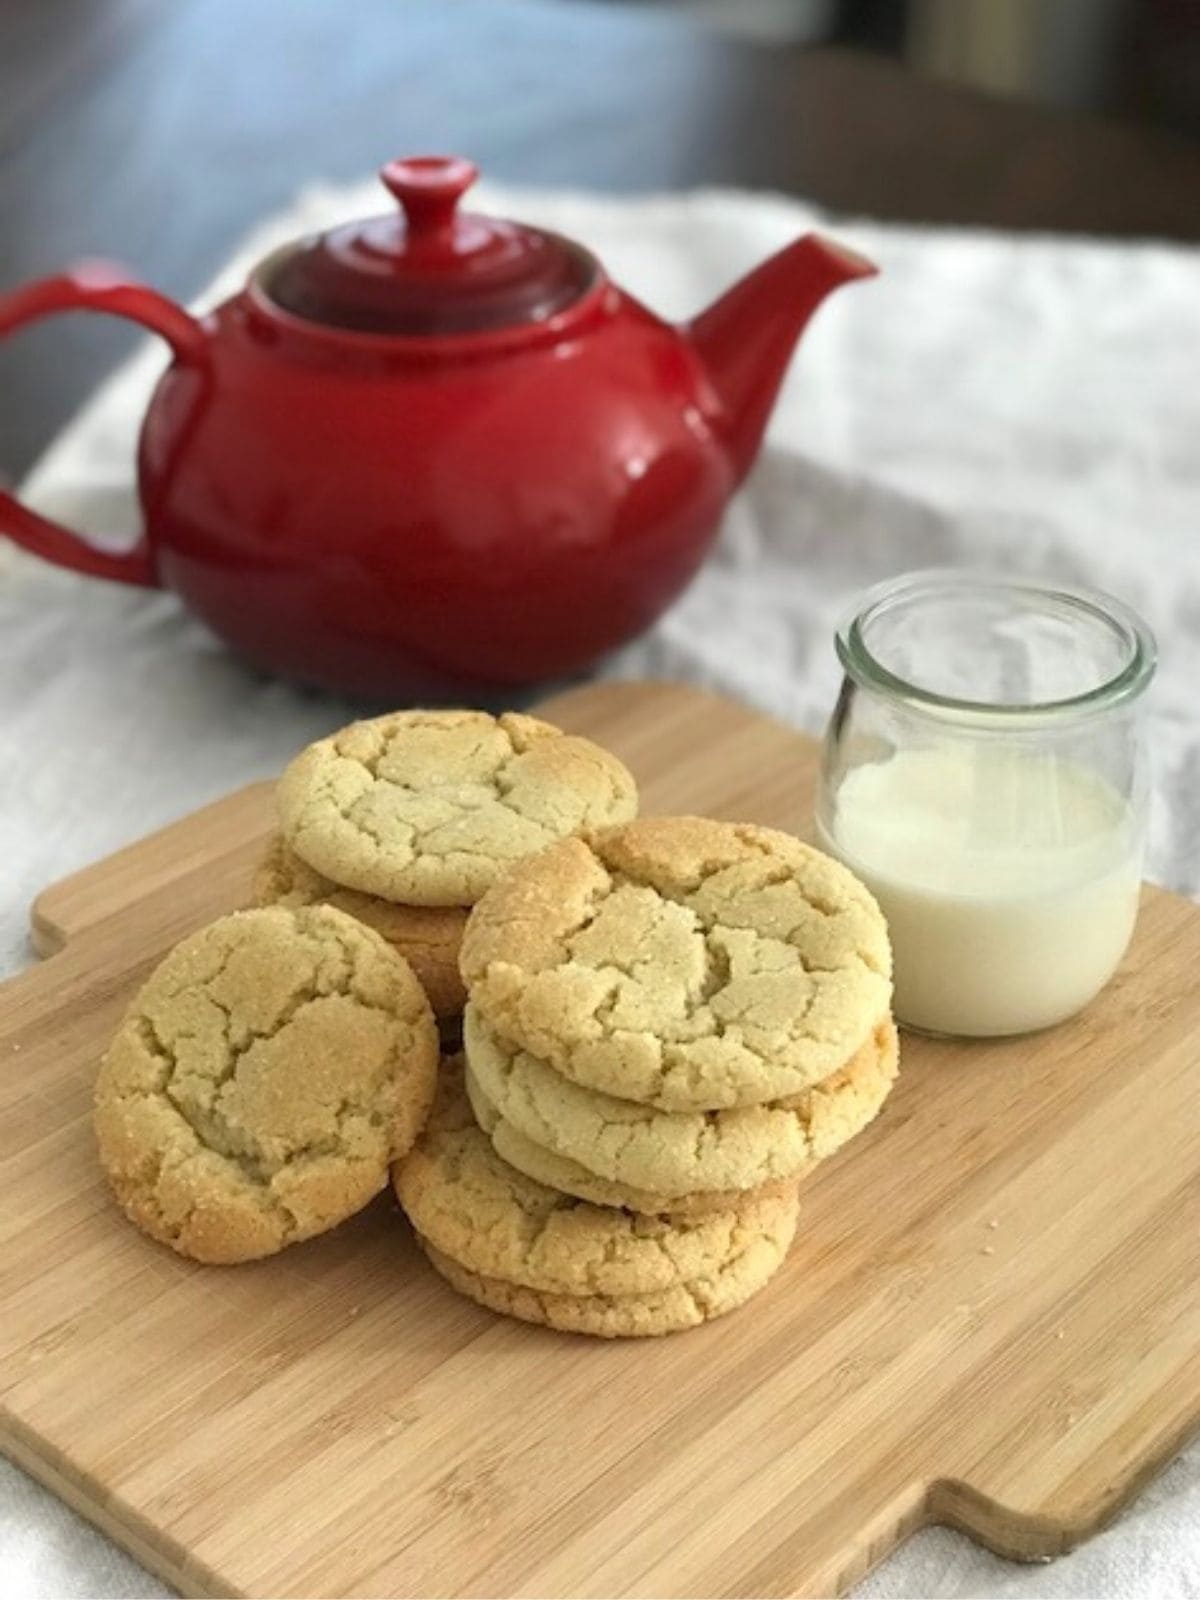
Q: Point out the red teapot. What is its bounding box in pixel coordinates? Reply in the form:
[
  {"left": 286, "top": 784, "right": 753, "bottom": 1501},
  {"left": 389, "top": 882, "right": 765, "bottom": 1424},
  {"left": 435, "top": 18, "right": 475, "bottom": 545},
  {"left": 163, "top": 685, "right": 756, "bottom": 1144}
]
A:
[{"left": 0, "top": 156, "right": 874, "bottom": 698}]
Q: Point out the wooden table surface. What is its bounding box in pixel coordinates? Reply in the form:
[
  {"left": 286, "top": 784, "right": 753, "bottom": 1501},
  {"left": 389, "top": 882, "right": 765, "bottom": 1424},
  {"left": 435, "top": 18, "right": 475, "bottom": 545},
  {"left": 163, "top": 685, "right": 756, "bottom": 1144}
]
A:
[{"left": 2, "top": 0, "right": 1198, "bottom": 481}]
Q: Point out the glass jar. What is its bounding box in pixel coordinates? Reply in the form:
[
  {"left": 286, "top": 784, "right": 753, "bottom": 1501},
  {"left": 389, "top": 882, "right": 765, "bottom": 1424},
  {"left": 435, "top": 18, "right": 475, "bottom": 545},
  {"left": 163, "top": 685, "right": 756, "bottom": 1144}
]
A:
[{"left": 815, "top": 570, "right": 1157, "bottom": 1037}]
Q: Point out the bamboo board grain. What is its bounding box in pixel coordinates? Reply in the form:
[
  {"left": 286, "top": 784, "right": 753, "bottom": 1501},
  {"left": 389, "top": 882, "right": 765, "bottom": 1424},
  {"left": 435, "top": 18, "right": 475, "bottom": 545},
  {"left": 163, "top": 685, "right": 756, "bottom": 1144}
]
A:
[{"left": 2, "top": 678, "right": 1199, "bottom": 1600}]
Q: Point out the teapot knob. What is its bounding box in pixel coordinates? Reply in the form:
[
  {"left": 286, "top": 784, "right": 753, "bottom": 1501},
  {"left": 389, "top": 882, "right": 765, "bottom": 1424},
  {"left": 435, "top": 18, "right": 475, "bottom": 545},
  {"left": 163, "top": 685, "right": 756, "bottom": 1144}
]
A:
[{"left": 380, "top": 155, "right": 479, "bottom": 238}]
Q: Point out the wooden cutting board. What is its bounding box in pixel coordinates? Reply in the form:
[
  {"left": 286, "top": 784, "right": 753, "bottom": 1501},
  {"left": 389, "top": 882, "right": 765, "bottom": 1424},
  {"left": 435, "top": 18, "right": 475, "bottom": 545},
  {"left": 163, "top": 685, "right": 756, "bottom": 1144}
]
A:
[{"left": 2, "top": 680, "right": 1199, "bottom": 1599}]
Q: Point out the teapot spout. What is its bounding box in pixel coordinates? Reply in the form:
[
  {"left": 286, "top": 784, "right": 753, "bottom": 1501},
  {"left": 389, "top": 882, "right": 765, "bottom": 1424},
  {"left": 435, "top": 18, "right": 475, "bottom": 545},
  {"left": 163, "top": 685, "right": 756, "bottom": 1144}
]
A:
[{"left": 687, "top": 234, "right": 877, "bottom": 486}]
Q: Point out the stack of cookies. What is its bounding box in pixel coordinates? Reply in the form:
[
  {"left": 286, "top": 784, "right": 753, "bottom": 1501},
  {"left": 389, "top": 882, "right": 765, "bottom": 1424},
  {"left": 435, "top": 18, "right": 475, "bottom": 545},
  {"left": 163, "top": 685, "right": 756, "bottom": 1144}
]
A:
[
  {"left": 94, "top": 706, "right": 898, "bottom": 1343},
  {"left": 253, "top": 709, "right": 640, "bottom": 1036},
  {"left": 396, "top": 813, "right": 897, "bottom": 1338}
]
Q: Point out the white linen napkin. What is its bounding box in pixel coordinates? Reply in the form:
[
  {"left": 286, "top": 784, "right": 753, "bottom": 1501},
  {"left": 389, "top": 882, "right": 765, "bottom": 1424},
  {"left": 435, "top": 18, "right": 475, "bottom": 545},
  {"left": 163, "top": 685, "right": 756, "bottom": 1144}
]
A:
[{"left": 2, "top": 179, "right": 1198, "bottom": 1600}]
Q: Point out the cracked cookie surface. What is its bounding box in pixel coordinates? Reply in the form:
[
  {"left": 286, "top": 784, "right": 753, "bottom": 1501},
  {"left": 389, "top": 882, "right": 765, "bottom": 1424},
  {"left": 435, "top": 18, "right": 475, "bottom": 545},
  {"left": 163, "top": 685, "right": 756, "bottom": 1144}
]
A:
[
  {"left": 278, "top": 711, "right": 637, "bottom": 908},
  {"left": 95, "top": 906, "right": 438, "bottom": 1263},
  {"left": 466, "top": 1063, "right": 807, "bottom": 1217},
  {"left": 465, "top": 1003, "right": 898, "bottom": 1196},
  {"left": 252, "top": 834, "right": 467, "bottom": 1020},
  {"left": 461, "top": 816, "right": 892, "bottom": 1109},
  {"left": 395, "top": 1058, "right": 798, "bottom": 1296},
  {"left": 420, "top": 1207, "right": 796, "bottom": 1338}
]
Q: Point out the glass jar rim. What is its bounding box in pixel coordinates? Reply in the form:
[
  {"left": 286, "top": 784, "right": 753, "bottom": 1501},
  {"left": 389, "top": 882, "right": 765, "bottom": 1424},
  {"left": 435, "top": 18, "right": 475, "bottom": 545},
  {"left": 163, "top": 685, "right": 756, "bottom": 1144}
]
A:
[{"left": 836, "top": 569, "right": 1157, "bottom": 729}]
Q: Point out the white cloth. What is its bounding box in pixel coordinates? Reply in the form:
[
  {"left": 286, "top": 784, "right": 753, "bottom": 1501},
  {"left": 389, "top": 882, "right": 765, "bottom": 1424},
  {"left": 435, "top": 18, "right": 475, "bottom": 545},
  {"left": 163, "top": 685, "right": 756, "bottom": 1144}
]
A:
[{"left": 2, "top": 180, "right": 1198, "bottom": 1599}]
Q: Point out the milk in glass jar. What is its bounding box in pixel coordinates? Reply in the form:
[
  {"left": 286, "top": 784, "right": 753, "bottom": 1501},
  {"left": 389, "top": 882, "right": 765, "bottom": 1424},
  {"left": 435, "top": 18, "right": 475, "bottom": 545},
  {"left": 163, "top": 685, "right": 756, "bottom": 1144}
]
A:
[{"left": 816, "top": 572, "right": 1156, "bottom": 1037}]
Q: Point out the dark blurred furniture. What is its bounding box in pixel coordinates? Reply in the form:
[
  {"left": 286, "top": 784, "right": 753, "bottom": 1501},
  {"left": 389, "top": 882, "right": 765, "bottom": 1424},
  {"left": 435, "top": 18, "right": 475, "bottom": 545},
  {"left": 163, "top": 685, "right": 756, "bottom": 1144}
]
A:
[
  {"left": 611, "top": 0, "right": 1200, "bottom": 134},
  {"left": 2, "top": 0, "right": 1198, "bottom": 480}
]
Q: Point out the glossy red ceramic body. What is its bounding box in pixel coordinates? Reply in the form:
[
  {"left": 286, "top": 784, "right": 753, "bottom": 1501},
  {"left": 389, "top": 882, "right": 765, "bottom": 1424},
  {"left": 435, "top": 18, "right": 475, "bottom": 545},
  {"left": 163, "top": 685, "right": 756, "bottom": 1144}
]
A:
[
  {"left": 140, "top": 280, "right": 731, "bottom": 696},
  {"left": 0, "top": 158, "right": 876, "bottom": 698}
]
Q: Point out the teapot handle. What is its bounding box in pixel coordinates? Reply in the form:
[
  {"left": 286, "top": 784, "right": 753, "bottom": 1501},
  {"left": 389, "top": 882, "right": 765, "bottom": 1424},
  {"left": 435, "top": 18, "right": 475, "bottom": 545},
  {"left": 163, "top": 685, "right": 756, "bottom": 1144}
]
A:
[{"left": 0, "top": 262, "right": 208, "bottom": 587}]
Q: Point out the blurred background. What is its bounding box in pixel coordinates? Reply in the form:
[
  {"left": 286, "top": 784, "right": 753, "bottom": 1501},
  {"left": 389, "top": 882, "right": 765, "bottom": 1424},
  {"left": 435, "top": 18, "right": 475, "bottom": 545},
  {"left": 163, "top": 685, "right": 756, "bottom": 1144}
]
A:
[
  {"left": 606, "top": 0, "right": 1199, "bottom": 132},
  {"left": 2, "top": 0, "right": 1198, "bottom": 481}
]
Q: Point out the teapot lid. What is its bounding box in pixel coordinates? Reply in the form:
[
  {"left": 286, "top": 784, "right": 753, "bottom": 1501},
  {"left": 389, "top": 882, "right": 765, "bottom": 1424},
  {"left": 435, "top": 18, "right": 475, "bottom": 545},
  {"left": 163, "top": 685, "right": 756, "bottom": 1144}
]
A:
[{"left": 260, "top": 156, "right": 599, "bottom": 336}]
